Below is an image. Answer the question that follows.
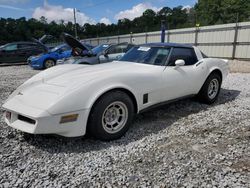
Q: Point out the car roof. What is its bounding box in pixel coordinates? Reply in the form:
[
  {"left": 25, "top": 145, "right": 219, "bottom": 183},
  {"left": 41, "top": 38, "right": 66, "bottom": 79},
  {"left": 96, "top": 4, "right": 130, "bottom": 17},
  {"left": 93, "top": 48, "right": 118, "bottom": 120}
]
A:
[{"left": 141, "top": 42, "right": 193, "bottom": 49}]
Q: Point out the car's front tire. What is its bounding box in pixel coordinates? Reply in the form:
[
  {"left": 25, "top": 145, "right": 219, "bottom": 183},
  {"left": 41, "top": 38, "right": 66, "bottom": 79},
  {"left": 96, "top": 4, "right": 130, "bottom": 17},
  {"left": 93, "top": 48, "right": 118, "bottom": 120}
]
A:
[
  {"left": 88, "top": 91, "right": 134, "bottom": 141},
  {"left": 44, "top": 59, "right": 55, "bottom": 69},
  {"left": 198, "top": 72, "right": 222, "bottom": 104}
]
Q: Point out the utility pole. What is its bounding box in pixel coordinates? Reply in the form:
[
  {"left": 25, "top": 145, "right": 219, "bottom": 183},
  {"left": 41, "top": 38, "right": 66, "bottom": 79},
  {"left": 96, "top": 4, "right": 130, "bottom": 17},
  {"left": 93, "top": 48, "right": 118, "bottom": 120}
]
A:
[
  {"left": 73, "top": 8, "right": 78, "bottom": 38},
  {"left": 161, "top": 20, "right": 166, "bottom": 43}
]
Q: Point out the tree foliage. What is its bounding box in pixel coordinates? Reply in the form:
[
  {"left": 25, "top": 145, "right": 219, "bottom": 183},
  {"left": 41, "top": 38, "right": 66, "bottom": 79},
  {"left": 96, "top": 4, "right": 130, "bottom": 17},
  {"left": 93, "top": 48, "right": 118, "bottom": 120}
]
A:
[{"left": 0, "top": 0, "right": 249, "bottom": 45}]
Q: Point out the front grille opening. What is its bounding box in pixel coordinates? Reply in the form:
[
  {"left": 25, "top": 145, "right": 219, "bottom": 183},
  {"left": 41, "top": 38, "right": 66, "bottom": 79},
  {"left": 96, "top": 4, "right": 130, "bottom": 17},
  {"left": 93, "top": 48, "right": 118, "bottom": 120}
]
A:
[{"left": 18, "top": 115, "right": 36, "bottom": 124}]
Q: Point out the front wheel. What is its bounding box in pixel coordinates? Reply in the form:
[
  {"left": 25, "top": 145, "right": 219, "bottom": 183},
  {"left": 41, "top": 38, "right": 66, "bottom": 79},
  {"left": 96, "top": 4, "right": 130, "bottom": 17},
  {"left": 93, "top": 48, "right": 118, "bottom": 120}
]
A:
[
  {"left": 197, "top": 73, "right": 222, "bottom": 104},
  {"left": 88, "top": 91, "right": 134, "bottom": 141},
  {"left": 44, "top": 59, "right": 55, "bottom": 69}
]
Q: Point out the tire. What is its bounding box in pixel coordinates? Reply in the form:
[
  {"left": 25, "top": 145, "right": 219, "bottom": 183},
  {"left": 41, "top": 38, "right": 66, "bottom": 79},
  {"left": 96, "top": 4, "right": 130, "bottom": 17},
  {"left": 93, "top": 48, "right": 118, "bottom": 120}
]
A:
[
  {"left": 79, "top": 62, "right": 90, "bottom": 65},
  {"left": 44, "top": 59, "right": 55, "bottom": 69},
  {"left": 88, "top": 91, "right": 135, "bottom": 141},
  {"left": 197, "top": 72, "right": 222, "bottom": 104}
]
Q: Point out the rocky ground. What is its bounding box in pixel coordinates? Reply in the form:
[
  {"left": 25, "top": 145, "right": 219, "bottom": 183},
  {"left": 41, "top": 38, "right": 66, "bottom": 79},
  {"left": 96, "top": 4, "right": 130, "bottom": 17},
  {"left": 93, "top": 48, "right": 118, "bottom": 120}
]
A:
[{"left": 0, "top": 65, "right": 249, "bottom": 187}]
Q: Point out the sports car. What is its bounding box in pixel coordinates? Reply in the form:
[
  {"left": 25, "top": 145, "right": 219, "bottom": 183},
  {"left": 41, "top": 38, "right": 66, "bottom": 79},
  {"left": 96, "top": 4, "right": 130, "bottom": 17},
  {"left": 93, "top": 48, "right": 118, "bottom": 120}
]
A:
[{"left": 2, "top": 43, "right": 229, "bottom": 141}]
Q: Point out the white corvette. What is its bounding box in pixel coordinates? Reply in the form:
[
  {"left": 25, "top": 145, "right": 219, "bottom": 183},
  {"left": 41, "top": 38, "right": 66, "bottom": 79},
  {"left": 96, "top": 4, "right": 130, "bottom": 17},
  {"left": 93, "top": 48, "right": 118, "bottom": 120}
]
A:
[{"left": 2, "top": 43, "right": 229, "bottom": 140}]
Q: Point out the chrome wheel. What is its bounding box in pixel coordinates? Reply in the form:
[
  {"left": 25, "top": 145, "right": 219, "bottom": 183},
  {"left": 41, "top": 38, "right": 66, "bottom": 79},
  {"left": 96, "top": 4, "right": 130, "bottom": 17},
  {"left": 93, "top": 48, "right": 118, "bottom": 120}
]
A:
[
  {"left": 102, "top": 101, "right": 128, "bottom": 134},
  {"left": 45, "top": 60, "right": 55, "bottom": 68},
  {"left": 208, "top": 78, "right": 219, "bottom": 99}
]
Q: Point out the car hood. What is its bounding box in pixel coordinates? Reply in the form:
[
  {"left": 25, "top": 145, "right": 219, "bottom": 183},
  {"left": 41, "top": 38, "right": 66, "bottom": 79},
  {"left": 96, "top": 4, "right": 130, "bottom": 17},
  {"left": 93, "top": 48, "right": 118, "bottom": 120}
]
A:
[
  {"left": 43, "top": 62, "right": 132, "bottom": 87},
  {"left": 62, "top": 33, "right": 91, "bottom": 54},
  {"left": 32, "top": 38, "right": 49, "bottom": 52}
]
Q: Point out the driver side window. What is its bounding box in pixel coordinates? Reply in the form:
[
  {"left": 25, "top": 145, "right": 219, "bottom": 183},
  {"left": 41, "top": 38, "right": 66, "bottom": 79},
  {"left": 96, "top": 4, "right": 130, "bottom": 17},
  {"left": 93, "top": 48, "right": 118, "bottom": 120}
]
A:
[
  {"left": 168, "top": 47, "right": 198, "bottom": 66},
  {"left": 4, "top": 44, "right": 17, "bottom": 51},
  {"left": 107, "top": 44, "right": 127, "bottom": 54}
]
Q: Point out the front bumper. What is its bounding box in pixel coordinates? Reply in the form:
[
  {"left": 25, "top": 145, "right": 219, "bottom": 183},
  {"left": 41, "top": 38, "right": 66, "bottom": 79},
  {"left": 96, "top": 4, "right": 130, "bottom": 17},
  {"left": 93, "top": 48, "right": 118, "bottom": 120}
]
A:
[
  {"left": 28, "top": 59, "right": 43, "bottom": 69},
  {"left": 3, "top": 107, "right": 90, "bottom": 137}
]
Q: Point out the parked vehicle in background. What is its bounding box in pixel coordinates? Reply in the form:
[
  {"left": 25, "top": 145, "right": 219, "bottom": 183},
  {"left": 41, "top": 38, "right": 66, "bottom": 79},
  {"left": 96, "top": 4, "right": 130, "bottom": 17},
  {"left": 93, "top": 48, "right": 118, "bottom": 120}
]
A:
[
  {"left": 0, "top": 42, "right": 47, "bottom": 64},
  {"left": 57, "top": 43, "right": 111, "bottom": 65},
  {"left": 28, "top": 44, "right": 72, "bottom": 69},
  {"left": 28, "top": 38, "right": 95, "bottom": 69},
  {"left": 2, "top": 43, "right": 229, "bottom": 141},
  {"left": 0, "top": 35, "right": 53, "bottom": 64},
  {"left": 57, "top": 33, "right": 135, "bottom": 65}
]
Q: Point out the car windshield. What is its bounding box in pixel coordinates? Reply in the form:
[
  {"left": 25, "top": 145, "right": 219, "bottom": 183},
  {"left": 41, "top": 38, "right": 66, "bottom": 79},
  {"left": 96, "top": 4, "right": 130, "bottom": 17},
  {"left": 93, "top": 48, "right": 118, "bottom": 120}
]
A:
[
  {"left": 91, "top": 44, "right": 110, "bottom": 55},
  {"left": 119, "top": 46, "right": 171, "bottom": 65}
]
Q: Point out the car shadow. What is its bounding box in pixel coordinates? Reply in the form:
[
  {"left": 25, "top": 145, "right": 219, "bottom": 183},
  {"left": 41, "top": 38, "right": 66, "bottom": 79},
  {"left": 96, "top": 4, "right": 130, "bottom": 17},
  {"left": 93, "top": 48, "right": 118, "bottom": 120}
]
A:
[{"left": 22, "top": 88, "right": 241, "bottom": 154}]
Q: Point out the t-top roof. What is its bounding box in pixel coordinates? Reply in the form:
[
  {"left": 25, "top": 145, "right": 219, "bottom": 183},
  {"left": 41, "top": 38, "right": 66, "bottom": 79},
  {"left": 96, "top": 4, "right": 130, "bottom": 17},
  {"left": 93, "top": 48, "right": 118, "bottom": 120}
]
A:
[{"left": 141, "top": 42, "right": 193, "bottom": 48}]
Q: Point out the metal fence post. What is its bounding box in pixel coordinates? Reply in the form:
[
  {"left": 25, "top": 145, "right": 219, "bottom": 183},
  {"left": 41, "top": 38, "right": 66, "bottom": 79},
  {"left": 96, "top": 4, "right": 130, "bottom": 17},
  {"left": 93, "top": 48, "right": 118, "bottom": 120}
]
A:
[
  {"left": 145, "top": 33, "right": 148, "bottom": 43},
  {"left": 167, "top": 31, "right": 170, "bottom": 43},
  {"left": 118, "top": 36, "right": 120, "bottom": 43},
  {"left": 232, "top": 22, "right": 239, "bottom": 59},
  {"left": 194, "top": 27, "right": 199, "bottom": 46},
  {"left": 130, "top": 33, "right": 132, "bottom": 43}
]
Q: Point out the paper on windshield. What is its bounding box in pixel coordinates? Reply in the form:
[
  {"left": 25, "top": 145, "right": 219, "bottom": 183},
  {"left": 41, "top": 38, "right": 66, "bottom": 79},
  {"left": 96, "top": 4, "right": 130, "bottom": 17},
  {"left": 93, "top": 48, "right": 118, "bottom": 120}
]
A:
[{"left": 138, "top": 47, "right": 151, "bottom": 51}]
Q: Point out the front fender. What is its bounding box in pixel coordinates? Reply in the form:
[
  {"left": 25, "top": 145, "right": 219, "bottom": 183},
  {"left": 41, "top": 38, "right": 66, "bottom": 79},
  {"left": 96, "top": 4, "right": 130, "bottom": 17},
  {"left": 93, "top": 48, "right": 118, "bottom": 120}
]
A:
[{"left": 47, "top": 80, "right": 139, "bottom": 115}]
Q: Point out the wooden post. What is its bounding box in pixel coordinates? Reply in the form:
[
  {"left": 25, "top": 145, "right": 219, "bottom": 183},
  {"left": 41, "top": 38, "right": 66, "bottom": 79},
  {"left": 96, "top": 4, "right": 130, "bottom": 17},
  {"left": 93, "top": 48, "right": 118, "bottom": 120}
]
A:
[
  {"left": 232, "top": 13, "right": 239, "bottom": 59},
  {"left": 167, "top": 31, "right": 170, "bottom": 43},
  {"left": 194, "top": 27, "right": 199, "bottom": 46}
]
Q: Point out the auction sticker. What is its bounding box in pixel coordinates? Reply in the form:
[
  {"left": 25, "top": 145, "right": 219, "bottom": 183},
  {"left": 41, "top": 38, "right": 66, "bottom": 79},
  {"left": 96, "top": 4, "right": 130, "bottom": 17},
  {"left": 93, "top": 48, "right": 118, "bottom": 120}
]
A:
[{"left": 138, "top": 47, "right": 151, "bottom": 51}]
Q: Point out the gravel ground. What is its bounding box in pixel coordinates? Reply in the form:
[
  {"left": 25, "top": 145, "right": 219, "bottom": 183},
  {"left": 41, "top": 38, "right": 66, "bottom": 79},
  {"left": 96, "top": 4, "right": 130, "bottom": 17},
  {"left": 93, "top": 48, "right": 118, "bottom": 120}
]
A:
[
  {"left": 229, "top": 60, "right": 250, "bottom": 73},
  {"left": 0, "top": 65, "right": 250, "bottom": 187}
]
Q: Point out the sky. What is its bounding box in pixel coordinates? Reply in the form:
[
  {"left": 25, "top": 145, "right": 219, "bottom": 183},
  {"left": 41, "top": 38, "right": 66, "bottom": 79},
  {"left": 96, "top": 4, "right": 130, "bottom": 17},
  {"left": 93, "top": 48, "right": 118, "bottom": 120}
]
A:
[{"left": 0, "top": 0, "right": 197, "bottom": 25}]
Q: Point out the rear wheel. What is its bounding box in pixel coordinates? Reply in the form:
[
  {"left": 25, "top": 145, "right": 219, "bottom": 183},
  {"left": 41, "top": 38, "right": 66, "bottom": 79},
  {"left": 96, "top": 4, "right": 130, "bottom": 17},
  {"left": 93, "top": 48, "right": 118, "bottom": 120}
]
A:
[
  {"left": 44, "top": 59, "right": 55, "bottom": 69},
  {"left": 197, "top": 73, "right": 222, "bottom": 104},
  {"left": 88, "top": 91, "right": 134, "bottom": 141}
]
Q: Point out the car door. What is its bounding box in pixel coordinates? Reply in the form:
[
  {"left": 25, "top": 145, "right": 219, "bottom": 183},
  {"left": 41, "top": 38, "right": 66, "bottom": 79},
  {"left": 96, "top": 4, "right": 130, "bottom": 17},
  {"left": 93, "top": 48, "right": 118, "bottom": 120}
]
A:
[
  {"left": 17, "top": 43, "right": 33, "bottom": 62},
  {"left": 161, "top": 47, "right": 206, "bottom": 101},
  {"left": 0, "top": 43, "right": 19, "bottom": 63},
  {"left": 99, "top": 43, "right": 128, "bottom": 63}
]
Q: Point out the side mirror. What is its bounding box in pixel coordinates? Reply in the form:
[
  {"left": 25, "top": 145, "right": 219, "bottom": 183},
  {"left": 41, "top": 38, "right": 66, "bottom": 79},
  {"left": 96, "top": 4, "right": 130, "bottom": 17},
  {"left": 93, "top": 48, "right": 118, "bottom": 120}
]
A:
[{"left": 175, "top": 59, "right": 185, "bottom": 66}]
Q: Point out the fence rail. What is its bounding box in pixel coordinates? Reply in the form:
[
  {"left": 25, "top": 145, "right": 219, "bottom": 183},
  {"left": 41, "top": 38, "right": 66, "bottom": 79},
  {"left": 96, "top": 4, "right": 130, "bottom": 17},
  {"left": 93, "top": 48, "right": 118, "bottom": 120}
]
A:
[{"left": 82, "top": 21, "right": 250, "bottom": 60}]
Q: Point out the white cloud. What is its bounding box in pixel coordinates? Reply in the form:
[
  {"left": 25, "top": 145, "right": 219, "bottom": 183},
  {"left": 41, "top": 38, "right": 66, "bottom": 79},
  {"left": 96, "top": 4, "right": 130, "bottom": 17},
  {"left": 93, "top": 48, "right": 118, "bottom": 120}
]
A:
[
  {"left": 115, "top": 3, "right": 161, "bottom": 21},
  {"left": 100, "top": 17, "right": 111, "bottom": 25},
  {"left": 182, "top": 5, "right": 192, "bottom": 13},
  {"left": 0, "top": 0, "right": 29, "bottom": 3},
  {"left": 32, "top": 0, "right": 96, "bottom": 25},
  {"left": 0, "top": 4, "right": 25, "bottom": 10},
  {"left": 182, "top": 5, "right": 192, "bottom": 10}
]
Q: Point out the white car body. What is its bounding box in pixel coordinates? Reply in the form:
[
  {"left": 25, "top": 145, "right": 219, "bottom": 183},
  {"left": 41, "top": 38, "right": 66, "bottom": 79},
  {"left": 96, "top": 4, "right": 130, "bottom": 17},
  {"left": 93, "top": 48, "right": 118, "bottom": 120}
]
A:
[{"left": 2, "top": 45, "right": 229, "bottom": 137}]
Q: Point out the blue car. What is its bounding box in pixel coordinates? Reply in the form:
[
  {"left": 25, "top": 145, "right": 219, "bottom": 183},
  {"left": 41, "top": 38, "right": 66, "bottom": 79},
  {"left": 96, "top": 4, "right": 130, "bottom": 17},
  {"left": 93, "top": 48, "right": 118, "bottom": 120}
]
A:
[{"left": 28, "top": 44, "right": 72, "bottom": 69}]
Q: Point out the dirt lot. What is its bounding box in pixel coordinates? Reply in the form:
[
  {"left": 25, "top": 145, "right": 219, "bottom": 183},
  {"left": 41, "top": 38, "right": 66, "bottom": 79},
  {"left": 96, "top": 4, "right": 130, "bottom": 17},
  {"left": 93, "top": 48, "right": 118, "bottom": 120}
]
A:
[
  {"left": 229, "top": 60, "right": 250, "bottom": 73},
  {"left": 0, "top": 64, "right": 249, "bottom": 187}
]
